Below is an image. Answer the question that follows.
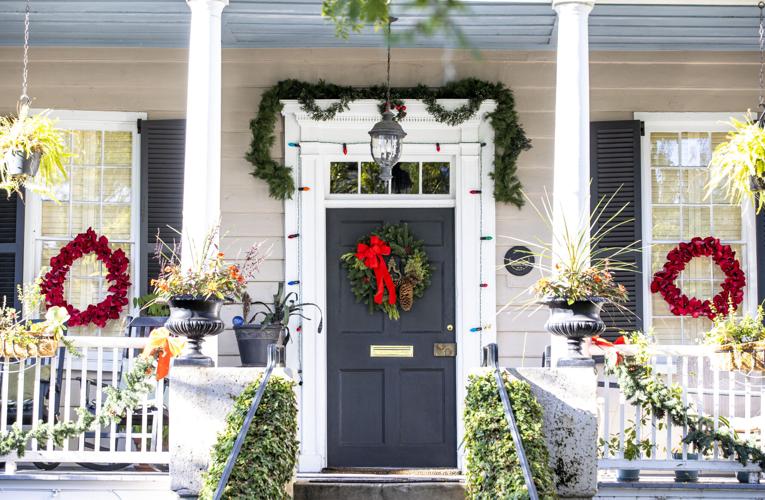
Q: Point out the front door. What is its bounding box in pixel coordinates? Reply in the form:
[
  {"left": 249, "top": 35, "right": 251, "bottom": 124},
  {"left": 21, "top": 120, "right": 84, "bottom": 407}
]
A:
[{"left": 326, "top": 208, "right": 456, "bottom": 468}]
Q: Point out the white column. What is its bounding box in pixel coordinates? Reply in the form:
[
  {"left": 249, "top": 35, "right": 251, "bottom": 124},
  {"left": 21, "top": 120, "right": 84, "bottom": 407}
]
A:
[
  {"left": 551, "top": 0, "right": 594, "bottom": 364},
  {"left": 182, "top": 0, "right": 228, "bottom": 364}
]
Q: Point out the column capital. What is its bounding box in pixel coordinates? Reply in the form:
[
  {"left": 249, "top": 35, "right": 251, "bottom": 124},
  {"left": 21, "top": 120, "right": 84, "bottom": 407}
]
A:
[{"left": 552, "top": 0, "right": 595, "bottom": 12}]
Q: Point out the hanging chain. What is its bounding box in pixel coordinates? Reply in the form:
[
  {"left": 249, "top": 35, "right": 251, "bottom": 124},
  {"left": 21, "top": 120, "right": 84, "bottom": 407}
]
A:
[
  {"left": 20, "top": 0, "right": 30, "bottom": 107},
  {"left": 759, "top": 2, "right": 764, "bottom": 108},
  {"left": 385, "top": 18, "right": 392, "bottom": 109}
]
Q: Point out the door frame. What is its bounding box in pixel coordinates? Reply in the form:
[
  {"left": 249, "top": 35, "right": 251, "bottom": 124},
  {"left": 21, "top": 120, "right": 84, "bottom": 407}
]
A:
[{"left": 282, "top": 100, "right": 497, "bottom": 472}]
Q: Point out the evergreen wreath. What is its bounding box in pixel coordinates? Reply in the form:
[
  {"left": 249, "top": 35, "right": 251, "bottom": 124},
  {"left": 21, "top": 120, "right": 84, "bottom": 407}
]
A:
[
  {"left": 247, "top": 78, "right": 531, "bottom": 207},
  {"left": 341, "top": 223, "right": 432, "bottom": 320}
]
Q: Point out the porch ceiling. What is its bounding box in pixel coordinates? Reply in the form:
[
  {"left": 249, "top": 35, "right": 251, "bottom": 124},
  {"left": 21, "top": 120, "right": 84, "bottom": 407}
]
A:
[{"left": 0, "top": 1, "right": 760, "bottom": 51}]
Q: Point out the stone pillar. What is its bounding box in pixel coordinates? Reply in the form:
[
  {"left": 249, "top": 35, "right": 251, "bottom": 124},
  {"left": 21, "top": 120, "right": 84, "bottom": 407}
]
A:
[
  {"left": 550, "top": 0, "right": 595, "bottom": 365},
  {"left": 514, "top": 367, "right": 598, "bottom": 498},
  {"left": 181, "top": 0, "right": 228, "bottom": 364}
]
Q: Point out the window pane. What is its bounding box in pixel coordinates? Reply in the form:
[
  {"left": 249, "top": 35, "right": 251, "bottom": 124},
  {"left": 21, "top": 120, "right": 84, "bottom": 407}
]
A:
[
  {"left": 71, "top": 203, "right": 100, "bottom": 233},
  {"left": 102, "top": 205, "right": 131, "bottom": 239},
  {"left": 713, "top": 206, "right": 742, "bottom": 240},
  {"left": 103, "top": 168, "right": 132, "bottom": 203},
  {"left": 392, "top": 162, "right": 419, "bottom": 194},
  {"left": 422, "top": 162, "right": 450, "bottom": 194},
  {"left": 71, "top": 130, "right": 102, "bottom": 166},
  {"left": 680, "top": 132, "right": 711, "bottom": 167},
  {"left": 71, "top": 166, "right": 101, "bottom": 202},
  {"left": 652, "top": 207, "right": 681, "bottom": 240},
  {"left": 685, "top": 169, "right": 708, "bottom": 204},
  {"left": 651, "top": 133, "right": 679, "bottom": 167},
  {"left": 330, "top": 162, "right": 358, "bottom": 194},
  {"left": 104, "top": 131, "right": 132, "bottom": 166},
  {"left": 361, "top": 162, "right": 387, "bottom": 194},
  {"left": 652, "top": 317, "right": 684, "bottom": 344},
  {"left": 652, "top": 168, "right": 683, "bottom": 204},
  {"left": 41, "top": 201, "right": 69, "bottom": 237},
  {"left": 682, "top": 206, "right": 710, "bottom": 239}
]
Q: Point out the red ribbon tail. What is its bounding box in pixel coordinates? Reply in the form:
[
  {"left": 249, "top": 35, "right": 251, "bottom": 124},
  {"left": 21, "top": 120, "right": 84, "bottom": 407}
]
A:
[{"left": 373, "top": 259, "right": 385, "bottom": 304}]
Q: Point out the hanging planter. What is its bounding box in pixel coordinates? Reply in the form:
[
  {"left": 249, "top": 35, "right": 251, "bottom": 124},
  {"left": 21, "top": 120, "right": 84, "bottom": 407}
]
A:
[
  {"left": 707, "top": 3, "right": 765, "bottom": 210},
  {"left": 0, "top": 0, "right": 68, "bottom": 198}
]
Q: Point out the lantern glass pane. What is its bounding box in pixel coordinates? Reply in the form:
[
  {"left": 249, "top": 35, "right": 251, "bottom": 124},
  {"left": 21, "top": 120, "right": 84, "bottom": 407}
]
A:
[{"left": 370, "top": 133, "right": 402, "bottom": 167}]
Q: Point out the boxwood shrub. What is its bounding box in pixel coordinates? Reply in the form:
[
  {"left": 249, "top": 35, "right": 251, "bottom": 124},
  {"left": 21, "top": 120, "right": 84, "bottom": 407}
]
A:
[
  {"left": 199, "top": 375, "right": 298, "bottom": 500},
  {"left": 464, "top": 371, "right": 558, "bottom": 499}
]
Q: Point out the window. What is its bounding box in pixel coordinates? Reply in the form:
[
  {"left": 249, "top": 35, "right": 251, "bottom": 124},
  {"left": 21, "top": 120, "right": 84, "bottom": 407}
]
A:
[
  {"left": 25, "top": 112, "right": 144, "bottom": 336},
  {"left": 643, "top": 116, "right": 756, "bottom": 344},
  {"left": 329, "top": 161, "right": 451, "bottom": 195}
]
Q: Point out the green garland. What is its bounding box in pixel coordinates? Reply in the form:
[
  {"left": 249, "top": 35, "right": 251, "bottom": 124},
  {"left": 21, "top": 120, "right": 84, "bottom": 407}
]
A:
[
  {"left": 0, "top": 354, "right": 158, "bottom": 457},
  {"left": 464, "top": 371, "right": 558, "bottom": 499},
  {"left": 247, "top": 78, "right": 531, "bottom": 207},
  {"left": 199, "top": 375, "right": 298, "bottom": 500},
  {"left": 606, "top": 332, "right": 765, "bottom": 469},
  {"left": 340, "top": 223, "right": 432, "bottom": 320}
]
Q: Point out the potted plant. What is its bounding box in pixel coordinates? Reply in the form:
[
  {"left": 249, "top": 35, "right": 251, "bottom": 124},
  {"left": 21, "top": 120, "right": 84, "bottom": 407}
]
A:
[
  {"left": 707, "top": 114, "right": 765, "bottom": 212},
  {"left": 671, "top": 448, "right": 700, "bottom": 483},
  {"left": 600, "top": 421, "right": 652, "bottom": 482},
  {"left": 0, "top": 106, "right": 68, "bottom": 196},
  {"left": 152, "top": 227, "right": 263, "bottom": 366},
  {"left": 705, "top": 306, "right": 765, "bottom": 373},
  {"left": 234, "top": 283, "right": 323, "bottom": 367},
  {"left": 519, "top": 193, "right": 635, "bottom": 366}
]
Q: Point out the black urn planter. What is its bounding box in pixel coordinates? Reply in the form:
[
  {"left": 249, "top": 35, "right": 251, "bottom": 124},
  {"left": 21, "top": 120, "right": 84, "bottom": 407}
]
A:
[
  {"left": 234, "top": 323, "right": 285, "bottom": 367},
  {"left": 4, "top": 150, "right": 41, "bottom": 177},
  {"left": 542, "top": 298, "right": 606, "bottom": 367},
  {"left": 165, "top": 296, "right": 224, "bottom": 367}
]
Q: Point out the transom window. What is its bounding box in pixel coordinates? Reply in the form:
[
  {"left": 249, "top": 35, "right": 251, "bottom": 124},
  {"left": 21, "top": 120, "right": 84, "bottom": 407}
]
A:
[
  {"left": 329, "top": 161, "right": 451, "bottom": 195},
  {"left": 644, "top": 122, "right": 754, "bottom": 345},
  {"left": 25, "top": 112, "right": 142, "bottom": 336}
]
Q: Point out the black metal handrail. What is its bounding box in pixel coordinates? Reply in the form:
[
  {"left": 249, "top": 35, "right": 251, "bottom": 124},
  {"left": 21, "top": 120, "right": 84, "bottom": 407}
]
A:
[
  {"left": 213, "top": 343, "right": 286, "bottom": 500},
  {"left": 482, "top": 343, "right": 539, "bottom": 500}
]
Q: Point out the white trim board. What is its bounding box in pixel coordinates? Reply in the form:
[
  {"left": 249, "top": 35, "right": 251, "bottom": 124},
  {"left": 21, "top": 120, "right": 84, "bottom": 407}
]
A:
[{"left": 283, "top": 99, "right": 497, "bottom": 472}]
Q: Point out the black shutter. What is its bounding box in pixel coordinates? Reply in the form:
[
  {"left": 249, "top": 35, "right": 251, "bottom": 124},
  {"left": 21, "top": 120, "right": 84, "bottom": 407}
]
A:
[
  {"left": 590, "top": 120, "right": 643, "bottom": 338},
  {"left": 140, "top": 119, "right": 185, "bottom": 296},
  {"left": 757, "top": 208, "right": 765, "bottom": 306},
  {"left": 0, "top": 193, "right": 23, "bottom": 309}
]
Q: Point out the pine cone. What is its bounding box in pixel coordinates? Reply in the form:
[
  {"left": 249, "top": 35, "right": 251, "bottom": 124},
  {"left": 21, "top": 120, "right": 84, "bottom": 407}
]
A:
[{"left": 399, "top": 280, "right": 414, "bottom": 311}]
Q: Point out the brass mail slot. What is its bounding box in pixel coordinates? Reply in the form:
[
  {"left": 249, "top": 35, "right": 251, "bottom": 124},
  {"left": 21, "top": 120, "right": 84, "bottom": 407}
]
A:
[
  {"left": 434, "top": 343, "right": 457, "bottom": 357},
  {"left": 370, "top": 345, "right": 414, "bottom": 358}
]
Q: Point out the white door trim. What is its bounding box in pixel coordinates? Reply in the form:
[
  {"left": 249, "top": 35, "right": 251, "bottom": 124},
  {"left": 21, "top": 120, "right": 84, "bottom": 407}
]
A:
[{"left": 282, "top": 99, "right": 497, "bottom": 472}]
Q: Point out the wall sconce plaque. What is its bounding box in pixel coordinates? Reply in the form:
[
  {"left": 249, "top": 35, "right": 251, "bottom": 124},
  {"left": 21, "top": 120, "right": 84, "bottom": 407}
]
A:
[{"left": 504, "top": 246, "right": 534, "bottom": 276}]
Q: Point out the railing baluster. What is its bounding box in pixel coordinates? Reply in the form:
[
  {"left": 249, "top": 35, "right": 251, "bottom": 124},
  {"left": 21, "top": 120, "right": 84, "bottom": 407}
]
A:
[
  {"left": 16, "top": 359, "right": 25, "bottom": 436},
  {"left": 78, "top": 347, "right": 88, "bottom": 452},
  {"left": 31, "top": 360, "right": 42, "bottom": 451},
  {"left": 95, "top": 346, "right": 103, "bottom": 453},
  {"left": 63, "top": 351, "right": 73, "bottom": 451},
  {"left": 665, "top": 355, "right": 673, "bottom": 460},
  {"left": 713, "top": 355, "right": 719, "bottom": 460},
  {"left": 745, "top": 375, "right": 752, "bottom": 443},
  {"left": 141, "top": 384, "right": 149, "bottom": 453},
  {"left": 602, "top": 368, "right": 611, "bottom": 458},
  {"left": 681, "top": 356, "right": 689, "bottom": 458},
  {"left": 46, "top": 350, "right": 58, "bottom": 452},
  {"left": 153, "top": 375, "right": 165, "bottom": 452},
  {"left": 110, "top": 347, "right": 118, "bottom": 452},
  {"left": 126, "top": 347, "right": 134, "bottom": 450},
  {"left": 1, "top": 359, "right": 10, "bottom": 433}
]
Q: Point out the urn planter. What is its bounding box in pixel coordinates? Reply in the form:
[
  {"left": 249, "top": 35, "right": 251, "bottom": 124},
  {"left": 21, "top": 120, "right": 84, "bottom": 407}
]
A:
[
  {"left": 542, "top": 298, "right": 606, "bottom": 367},
  {"left": 165, "top": 296, "right": 224, "bottom": 367},
  {"left": 4, "top": 149, "right": 41, "bottom": 177},
  {"left": 234, "top": 323, "right": 285, "bottom": 367}
]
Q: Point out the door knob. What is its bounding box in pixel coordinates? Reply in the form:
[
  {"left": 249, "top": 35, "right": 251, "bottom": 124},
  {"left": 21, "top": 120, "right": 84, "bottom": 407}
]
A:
[{"left": 446, "top": 324, "right": 454, "bottom": 332}]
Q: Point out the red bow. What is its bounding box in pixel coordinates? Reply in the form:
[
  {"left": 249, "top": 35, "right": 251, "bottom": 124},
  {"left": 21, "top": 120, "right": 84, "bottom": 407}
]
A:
[
  {"left": 355, "top": 235, "right": 397, "bottom": 305},
  {"left": 591, "top": 335, "right": 626, "bottom": 366}
]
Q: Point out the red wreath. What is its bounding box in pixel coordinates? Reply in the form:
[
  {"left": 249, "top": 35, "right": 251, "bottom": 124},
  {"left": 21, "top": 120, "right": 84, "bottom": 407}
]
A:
[
  {"left": 650, "top": 236, "right": 746, "bottom": 320},
  {"left": 40, "top": 228, "right": 131, "bottom": 328}
]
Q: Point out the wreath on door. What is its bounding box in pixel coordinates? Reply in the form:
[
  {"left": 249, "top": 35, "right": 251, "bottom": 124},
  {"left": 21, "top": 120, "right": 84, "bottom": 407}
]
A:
[{"left": 341, "top": 223, "right": 432, "bottom": 320}]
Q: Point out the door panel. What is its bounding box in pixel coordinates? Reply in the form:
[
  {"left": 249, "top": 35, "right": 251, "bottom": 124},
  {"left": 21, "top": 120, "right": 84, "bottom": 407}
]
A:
[{"left": 326, "top": 208, "right": 456, "bottom": 468}]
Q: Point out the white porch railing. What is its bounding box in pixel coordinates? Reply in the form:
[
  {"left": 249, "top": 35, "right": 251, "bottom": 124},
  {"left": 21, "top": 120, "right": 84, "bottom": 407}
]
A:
[
  {"left": 597, "top": 344, "right": 764, "bottom": 473},
  {"left": 0, "top": 336, "right": 169, "bottom": 474}
]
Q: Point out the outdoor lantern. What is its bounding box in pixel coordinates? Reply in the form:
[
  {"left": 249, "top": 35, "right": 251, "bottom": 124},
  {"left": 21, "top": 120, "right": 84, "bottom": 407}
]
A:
[
  {"left": 369, "top": 107, "right": 406, "bottom": 182},
  {"left": 369, "top": 17, "right": 405, "bottom": 183}
]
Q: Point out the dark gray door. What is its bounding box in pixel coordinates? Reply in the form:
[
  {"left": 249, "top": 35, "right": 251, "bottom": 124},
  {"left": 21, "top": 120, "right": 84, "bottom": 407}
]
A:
[{"left": 327, "top": 208, "right": 456, "bottom": 468}]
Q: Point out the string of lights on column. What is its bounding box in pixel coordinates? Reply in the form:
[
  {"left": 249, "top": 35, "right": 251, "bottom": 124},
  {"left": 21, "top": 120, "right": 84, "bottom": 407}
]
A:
[
  {"left": 288, "top": 141, "right": 305, "bottom": 386},
  {"left": 470, "top": 143, "right": 490, "bottom": 357}
]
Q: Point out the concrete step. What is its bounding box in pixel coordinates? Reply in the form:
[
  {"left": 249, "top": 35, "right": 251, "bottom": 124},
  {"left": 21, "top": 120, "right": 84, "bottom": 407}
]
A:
[{"left": 293, "top": 481, "right": 465, "bottom": 500}]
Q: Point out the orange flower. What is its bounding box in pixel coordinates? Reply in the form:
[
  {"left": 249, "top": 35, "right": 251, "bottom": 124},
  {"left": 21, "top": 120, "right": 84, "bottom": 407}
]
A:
[
  {"left": 217, "top": 252, "right": 225, "bottom": 258},
  {"left": 593, "top": 275, "right": 602, "bottom": 283}
]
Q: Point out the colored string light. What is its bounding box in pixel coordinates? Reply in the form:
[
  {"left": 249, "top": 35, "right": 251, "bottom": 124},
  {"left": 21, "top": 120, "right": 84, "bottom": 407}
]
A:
[
  {"left": 288, "top": 142, "right": 300, "bottom": 148},
  {"left": 342, "top": 143, "right": 348, "bottom": 155},
  {"left": 298, "top": 186, "right": 310, "bottom": 192},
  {"left": 480, "top": 236, "right": 493, "bottom": 241},
  {"left": 470, "top": 327, "right": 483, "bottom": 332},
  {"left": 469, "top": 189, "right": 482, "bottom": 194},
  {"left": 288, "top": 280, "right": 300, "bottom": 286},
  {"left": 436, "top": 142, "right": 441, "bottom": 152},
  {"left": 288, "top": 233, "right": 300, "bottom": 239},
  {"left": 480, "top": 283, "right": 488, "bottom": 288}
]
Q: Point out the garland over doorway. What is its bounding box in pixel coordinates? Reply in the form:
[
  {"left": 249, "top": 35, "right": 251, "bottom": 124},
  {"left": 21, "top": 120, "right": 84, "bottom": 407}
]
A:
[{"left": 247, "top": 78, "right": 531, "bottom": 208}]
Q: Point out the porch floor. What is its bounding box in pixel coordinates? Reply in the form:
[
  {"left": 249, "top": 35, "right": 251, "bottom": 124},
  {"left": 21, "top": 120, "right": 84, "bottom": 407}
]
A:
[{"left": 597, "top": 470, "right": 765, "bottom": 499}]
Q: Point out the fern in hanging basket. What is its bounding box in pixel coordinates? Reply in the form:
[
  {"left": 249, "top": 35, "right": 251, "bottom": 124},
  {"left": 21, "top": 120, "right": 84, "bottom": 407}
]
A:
[
  {"left": 0, "top": 108, "right": 68, "bottom": 198},
  {"left": 707, "top": 114, "right": 765, "bottom": 213}
]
